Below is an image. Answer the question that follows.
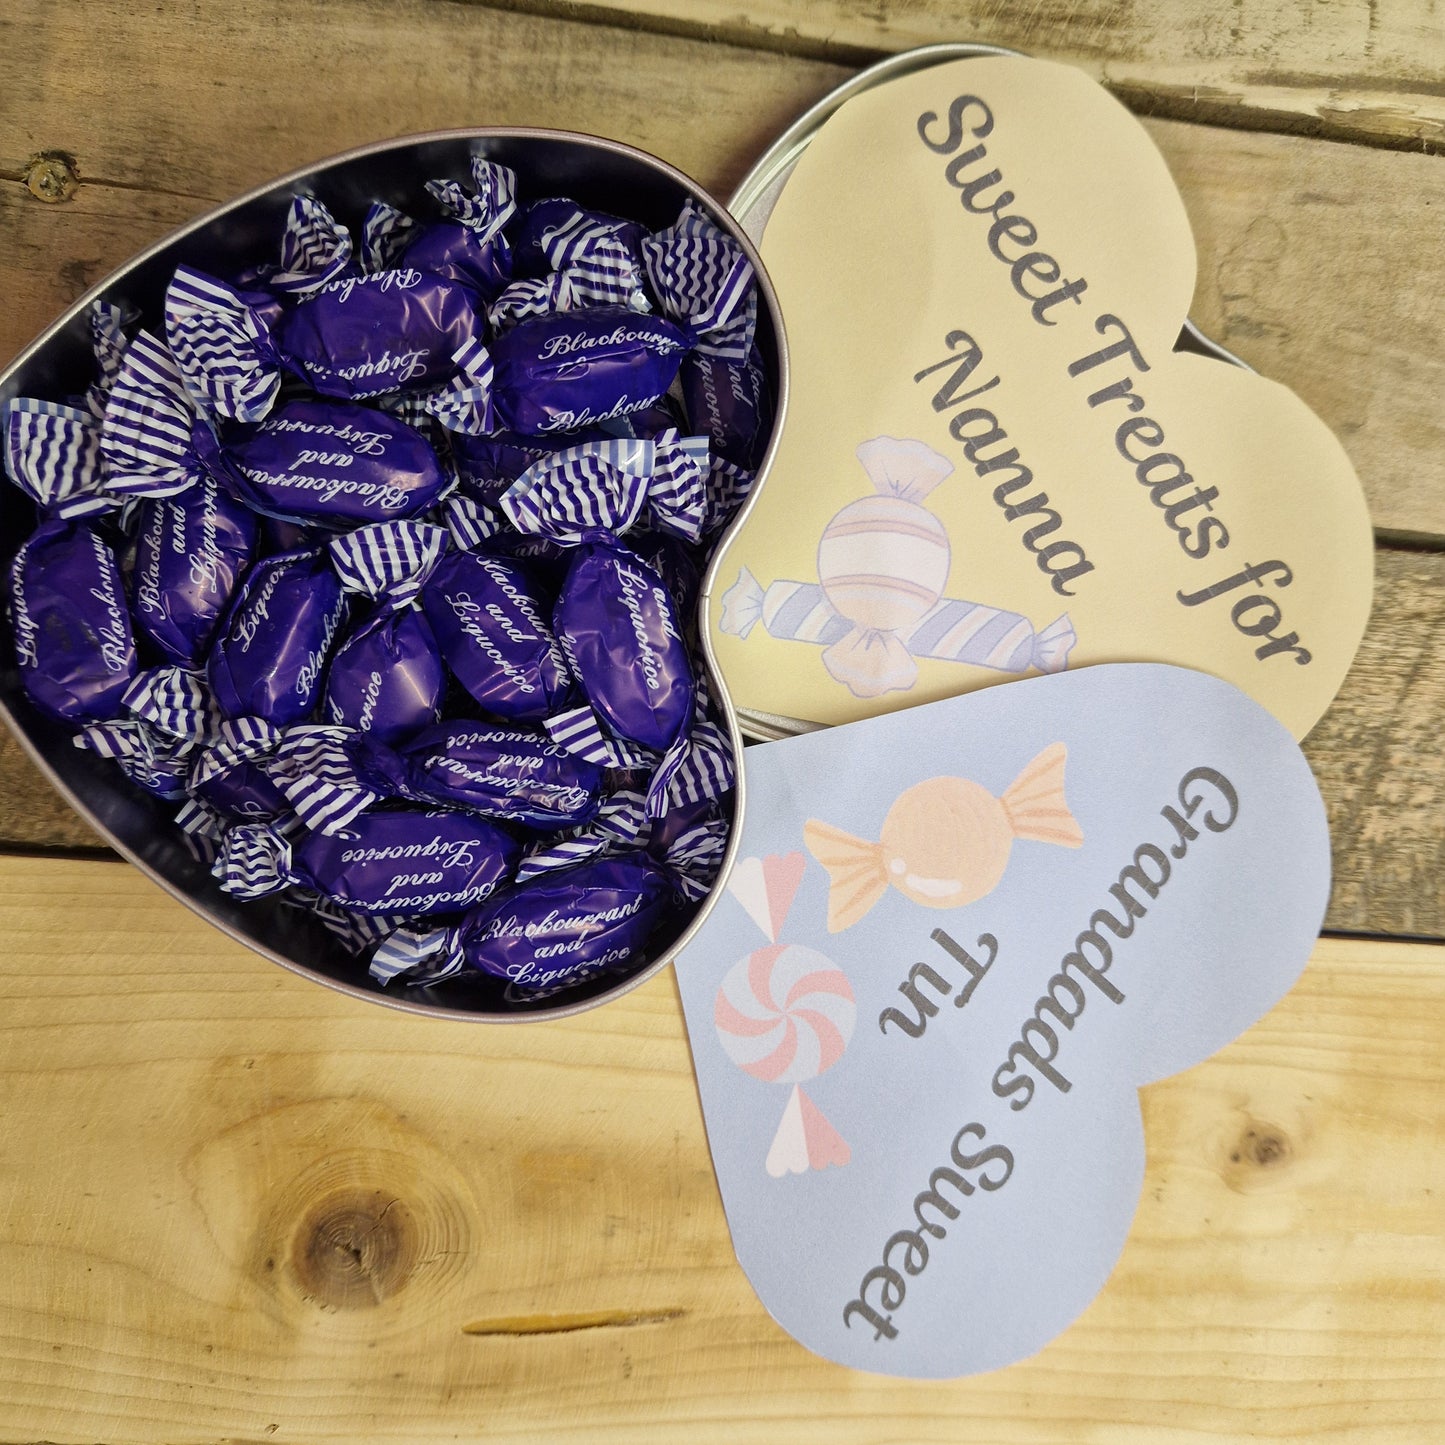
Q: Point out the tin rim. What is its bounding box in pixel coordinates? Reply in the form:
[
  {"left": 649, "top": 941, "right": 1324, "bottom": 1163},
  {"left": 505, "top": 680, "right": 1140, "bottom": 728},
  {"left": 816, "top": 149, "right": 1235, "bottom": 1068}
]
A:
[
  {"left": 0, "top": 126, "right": 789, "bottom": 1023},
  {"left": 709, "top": 43, "right": 1254, "bottom": 743}
]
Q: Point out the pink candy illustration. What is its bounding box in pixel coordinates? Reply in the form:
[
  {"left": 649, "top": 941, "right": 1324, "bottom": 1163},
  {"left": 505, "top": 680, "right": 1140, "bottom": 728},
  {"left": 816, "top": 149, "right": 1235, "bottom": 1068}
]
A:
[{"left": 715, "top": 853, "right": 856, "bottom": 1177}]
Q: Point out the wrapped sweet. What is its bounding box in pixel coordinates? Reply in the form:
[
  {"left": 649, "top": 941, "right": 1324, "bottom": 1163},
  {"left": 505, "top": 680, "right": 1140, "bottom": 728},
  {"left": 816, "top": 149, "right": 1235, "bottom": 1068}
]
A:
[
  {"left": 215, "top": 806, "right": 520, "bottom": 915},
  {"left": 371, "top": 157, "right": 517, "bottom": 299},
  {"left": 206, "top": 548, "right": 347, "bottom": 726},
  {"left": 323, "top": 520, "right": 448, "bottom": 740},
  {"left": 420, "top": 549, "right": 573, "bottom": 721},
  {"left": 265, "top": 720, "right": 604, "bottom": 834},
  {"left": 369, "top": 853, "right": 681, "bottom": 991}
]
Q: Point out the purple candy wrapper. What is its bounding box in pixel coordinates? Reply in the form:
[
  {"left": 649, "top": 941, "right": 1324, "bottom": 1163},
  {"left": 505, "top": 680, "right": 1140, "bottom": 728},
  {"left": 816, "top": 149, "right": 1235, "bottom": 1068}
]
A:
[
  {"left": 370, "top": 852, "right": 679, "bottom": 992},
  {"left": 553, "top": 545, "right": 693, "bottom": 750},
  {"left": 131, "top": 477, "right": 259, "bottom": 666},
  {"left": 223, "top": 399, "right": 451, "bottom": 526},
  {"left": 9, "top": 519, "right": 137, "bottom": 723},
  {"left": 452, "top": 426, "right": 612, "bottom": 506},
  {"left": 680, "top": 346, "right": 768, "bottom": 468},
  {"left": 216, "top": 807, "right": 520, "bottom": 915},
  {"left": 207, "top": 547, "right": 346, "bottom": 726},
  {"left": 510, "top": 199, "right": 647, "bottom": 280},
  {"left": 323, "top": 521, "right": 451, "bottom": 743},
  {"left": 431, "top": 308, "right": 690, "bottom": 438},
  {"left": 355, "top": 721, "right": 603, "bottom": 831},
  {"left": 188, "top": 718, "right": 290, "bottom": 821},
  {"left": 279, "top": 269, "right": 484, "bottom": 400},
  {"left": 421, "top": 550, "right": 572, "bottom": 721}
]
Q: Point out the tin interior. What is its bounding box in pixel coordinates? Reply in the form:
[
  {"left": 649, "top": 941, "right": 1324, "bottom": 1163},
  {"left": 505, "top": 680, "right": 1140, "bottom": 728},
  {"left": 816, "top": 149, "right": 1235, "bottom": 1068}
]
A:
[{"left": 0, "top": 129, "right": 788, "bottom": 1021}]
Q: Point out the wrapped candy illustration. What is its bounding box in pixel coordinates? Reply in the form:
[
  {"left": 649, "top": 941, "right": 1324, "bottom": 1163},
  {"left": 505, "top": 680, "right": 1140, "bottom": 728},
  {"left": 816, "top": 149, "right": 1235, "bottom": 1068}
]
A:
[
  {"left": 804, "top": 742, "right": 1084, "bottom": 931},
  {"left": 714, "top": 853, "right": 856, "bottom": 1177},
  {"left": 719, "top": 436, "right": 1076, "bottom": 698}
]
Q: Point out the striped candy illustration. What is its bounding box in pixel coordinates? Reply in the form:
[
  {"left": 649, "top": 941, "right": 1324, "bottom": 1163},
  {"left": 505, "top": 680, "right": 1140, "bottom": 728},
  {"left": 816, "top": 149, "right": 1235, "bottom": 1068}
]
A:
[
  {"left": 718, "top": 434, "right": 1077, "bottom": 697},
  {"left": 716, "top": 854, "right": 856, "bottom": 1177}
]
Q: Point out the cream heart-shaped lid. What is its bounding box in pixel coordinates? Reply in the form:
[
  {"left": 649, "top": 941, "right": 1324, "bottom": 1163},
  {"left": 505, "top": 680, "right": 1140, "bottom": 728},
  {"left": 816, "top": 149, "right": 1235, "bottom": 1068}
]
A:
[{"left": 707, "top": 55, "right": 1373, "bottom": 740}]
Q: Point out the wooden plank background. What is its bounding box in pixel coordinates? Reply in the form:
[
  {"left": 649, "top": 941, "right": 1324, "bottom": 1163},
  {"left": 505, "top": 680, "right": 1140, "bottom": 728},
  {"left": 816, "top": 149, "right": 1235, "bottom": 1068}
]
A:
[{"left": 1, "top": 1, "right": 1443, "bottom": 1440}]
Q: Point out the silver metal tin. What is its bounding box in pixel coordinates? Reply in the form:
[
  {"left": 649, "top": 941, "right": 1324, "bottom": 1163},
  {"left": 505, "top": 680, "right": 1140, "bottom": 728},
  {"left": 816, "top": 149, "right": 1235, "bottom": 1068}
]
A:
[
  {"left": 710, "top": 43, "right": 1252, "bottom": 743},
  {"left": 0, "top": 129, "right": 789, "bottom": 1022}
]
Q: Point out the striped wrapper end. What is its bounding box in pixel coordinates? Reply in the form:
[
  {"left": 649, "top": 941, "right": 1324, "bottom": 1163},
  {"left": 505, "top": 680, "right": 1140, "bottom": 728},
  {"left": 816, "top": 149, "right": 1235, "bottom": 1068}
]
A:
[
  {"left": 661, "top": 817, "right": 730, "bottom": 902},
  {"left": 267, "top": 725, "right": 378, "bottom": 834},
  {"left": 327, "top": 520, "right": 450, "bottom": 603},
  {"left": 85, "top": 301, "right": 139, "bottom": 420},
  {"left": 101, "top": 329, "right": 208, "bottom": 497},
  {"left": 426, "top": 339, "right": 497, "bottom": 436},
  {"left": 270, "top": 196, "right": 353, "bottom": 296},
  {"left": 121, "top": 666, "right": 218, "bottom": 744},
  {"left": 369, "top": 926, "right": 465, "bottom": 986},
  {"left": 3, "top": 399, "right": 113, "bottom": 517},
  {"left": 545, "top": 706, "right": 657, "bottom": 772},
  {"left": 188, "top": 717, "right": 282, "bottom": 792},
  {"left": 443, "top": 494, "right": 506, "bottom": 551},
  {"left": 425, "top": 157, "right": 517, "bottom": 246},
  {"left": 164, "top": 267, "right": 279, "bottom": 423},
  {"left": 642, "top": 201, "right": 756, "bottom": 363},
  {"left": 362, "top": 202, "right": 417, "bottom": 274},
  {"left": 214, "top": 824, "right": 292, "bottom": 899},
  {"left": 514, "top": 790, "right": 650, "bottom": 883},
  {"left": 501, "top": 438, "right": 653, "bottom": 543},
  {"left": 292, "top": 892, "right": 404, "bottom": 955},
  {"left": 74, "top": 721, "right": 193, "bottom": 801}
]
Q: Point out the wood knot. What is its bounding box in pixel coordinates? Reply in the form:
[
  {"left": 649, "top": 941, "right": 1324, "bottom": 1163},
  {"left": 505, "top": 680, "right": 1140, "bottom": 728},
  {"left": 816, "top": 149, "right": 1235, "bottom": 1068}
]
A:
[
  {"left": 1231, "top": 1125, "right": 1291, "bottom": 1169},
  {"left": 291, "top": 1189, "right": 416, "bottom": 1310},
  {"left": 24, "top": 151, "right": 80, "bottom": 203}
]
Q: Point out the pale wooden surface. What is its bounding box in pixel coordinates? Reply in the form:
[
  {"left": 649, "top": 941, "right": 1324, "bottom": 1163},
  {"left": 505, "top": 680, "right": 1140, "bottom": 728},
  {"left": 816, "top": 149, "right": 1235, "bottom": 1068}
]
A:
[
  {"left": 0, "top": 858, "right": 1442, "bottom": 1445},
  {"left": 1, "top": 1, "right": 1444, "bottom": 1439}
]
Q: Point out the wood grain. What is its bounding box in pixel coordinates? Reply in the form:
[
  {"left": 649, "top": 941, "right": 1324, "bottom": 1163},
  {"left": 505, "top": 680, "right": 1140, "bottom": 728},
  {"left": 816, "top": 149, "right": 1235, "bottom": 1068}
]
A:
[
  {"left": 3, "top": 7, "right": 1445, "bottom": 536},
  {"left": 522, "top": 0, "right": 1445, "bottom": 149},
  {"left": 0, "top": 856, "right": 1440, "bottom": 1443},
  {"left": 5, "top": 545, "right": 1444, "bottom": 936}
]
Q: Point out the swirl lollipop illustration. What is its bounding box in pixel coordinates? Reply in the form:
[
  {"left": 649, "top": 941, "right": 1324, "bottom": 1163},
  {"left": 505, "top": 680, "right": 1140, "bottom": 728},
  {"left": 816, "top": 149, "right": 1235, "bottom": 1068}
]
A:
[{"left": 714, "top": 853, "right": 856, "bottom": 1177}]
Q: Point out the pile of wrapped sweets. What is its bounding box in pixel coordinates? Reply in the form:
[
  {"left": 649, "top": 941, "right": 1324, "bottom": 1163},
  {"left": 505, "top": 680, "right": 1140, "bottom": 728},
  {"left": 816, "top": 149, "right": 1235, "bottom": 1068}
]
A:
[{"left": 3, "top": 157, "right": 773, "bottom": 999}]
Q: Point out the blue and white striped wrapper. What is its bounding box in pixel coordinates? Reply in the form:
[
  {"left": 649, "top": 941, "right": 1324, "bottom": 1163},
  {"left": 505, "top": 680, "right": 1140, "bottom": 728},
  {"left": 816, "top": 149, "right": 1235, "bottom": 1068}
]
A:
[
  {"left": 500, "top": 434, "right": 709, "bottom": 545},
  {"left": 544, "top": 705, "right": 657, "bottom": 772},
  {"left": 214, "top": 823, "right": 292, "bottom": 899},
  {"left": 188, "top": 716, "right": 283, "bottom": 793},
  {"left": 660, "top": 815, "right": 730, "bottom": 902},
  {"left": 85, "top": 300, "right": 139, "bottom": 420},
  {"left": 327, "top": 519, "right": 449, "bottom": 606},
  {"left": 717, "top": 568, "right": 1077, "bottom": 678},
  {"left": 100, "top": 329, "right": 211, "bottom": 497},
  {"left": 369, "top": 925, "right": 466, "bottom": 986},
  {"left": 164, "top": 266, "right": 280, "bottom": 423},
  {"left": 657, "top": 716, "right": 735, "bottom": 814},
  {"left": 74, "top": 719, "right": 194, "bottom": 801},
  {"left": 427, "top": 157, "right": 518, "bottom": 246},
  {"left": 4, "top": 399, "right": 114, "bottom": 518},
  {"left": 442, "top": 493, "right": 506, "bottom": 551},
  {"left": 121, "top": 666, "right": 219, "bottom": 743},
  {"left": 487, "top": 218, "right": 649, "bottom": 331},
  {"left": 266, "top": 724, "right": 379, "bottom": 834},
  {"left": 361, "top": 201, "right": 417, "bottom": 274},
  {"left": 270, "top": 195, "right": 353, "bottom": 297},
  {"left": 514, "top": 789, "right": 650, "bottom": 882},
  {"left": 426, "top": 337, "right": 496, "bottom": 436},
  {"left": 642, "top": 200, "right": 756, "bottom": 363}
]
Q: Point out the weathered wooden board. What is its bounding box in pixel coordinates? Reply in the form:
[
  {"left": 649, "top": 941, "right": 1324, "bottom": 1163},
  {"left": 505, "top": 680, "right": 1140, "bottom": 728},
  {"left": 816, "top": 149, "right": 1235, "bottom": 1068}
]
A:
[
  {"left": 2, "top": 7, "right": 1442, "bottom": 533},
  {"left": 544, "top": 0, "right": 1445, "bottom": 149},
  {"left": 4, "top": 545, "right": 1442, "bottom": 936},
  {"left": 0, "top": 856, "right": 1440, "bottom": 1443}
]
